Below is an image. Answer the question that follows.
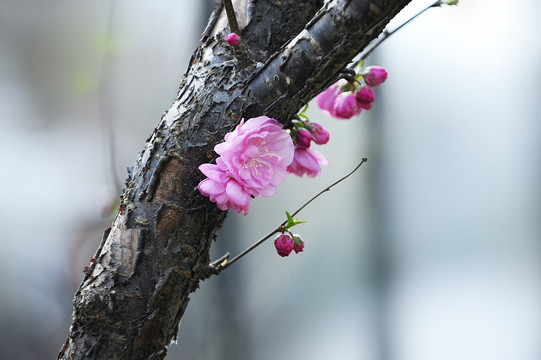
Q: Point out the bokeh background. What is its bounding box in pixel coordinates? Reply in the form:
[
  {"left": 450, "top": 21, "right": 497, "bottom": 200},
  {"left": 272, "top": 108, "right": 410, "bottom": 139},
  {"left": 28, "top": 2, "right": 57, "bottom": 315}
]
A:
[{"left": 1, "top": 0, "right": 540, "bottom": 359}]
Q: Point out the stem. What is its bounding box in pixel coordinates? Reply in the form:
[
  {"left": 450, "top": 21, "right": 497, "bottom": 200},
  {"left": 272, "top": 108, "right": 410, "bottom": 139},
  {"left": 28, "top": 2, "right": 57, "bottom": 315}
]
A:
[
  {"left": 216, "top": 157, "right": 368, "bottom": 272},
  {"left": 220, "top": 227, "right": 282, "bottom": 270},
  {"left": 222, "top": 0, "right": 240, "bottom": 35},
  {"left": 290, "top": 157, "right": 368, "bottom": 218},
  {"left": 351, "top": 0, "right": 443, "bottom": 68}
]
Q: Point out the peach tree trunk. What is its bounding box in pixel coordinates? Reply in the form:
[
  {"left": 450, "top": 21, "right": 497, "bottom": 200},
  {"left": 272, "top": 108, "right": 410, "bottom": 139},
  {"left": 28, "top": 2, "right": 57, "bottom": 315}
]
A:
[{"left": 58, "top": 0, "right": 411, "bottom": 359}]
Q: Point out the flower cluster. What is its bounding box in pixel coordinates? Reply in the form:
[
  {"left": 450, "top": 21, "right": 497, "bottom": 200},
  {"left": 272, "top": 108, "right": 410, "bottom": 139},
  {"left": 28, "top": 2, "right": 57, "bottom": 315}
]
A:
[
  {"left": 287, "top": 120, "right": 330, "bottom": 178},
  {"left": 274, "top": 233, "right": 304, "bottom": 257},
  {"left": 197, "top": 66, "right": 388, "bottom": 258},
  {"left": 198, "top": 116, "right": 294, "bottom": 215},
  {"left": 316, "top": 66, "right": 387, "bottom": 120},
  {"left": 198, "top": 66, "right": 387, "bottom": 227}
]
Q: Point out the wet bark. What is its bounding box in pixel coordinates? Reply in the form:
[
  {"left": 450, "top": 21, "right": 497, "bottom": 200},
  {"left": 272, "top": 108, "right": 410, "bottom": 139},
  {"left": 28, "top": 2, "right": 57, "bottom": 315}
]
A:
[{"left": 58, "top": 0, "right": 411, "bottom": 359}]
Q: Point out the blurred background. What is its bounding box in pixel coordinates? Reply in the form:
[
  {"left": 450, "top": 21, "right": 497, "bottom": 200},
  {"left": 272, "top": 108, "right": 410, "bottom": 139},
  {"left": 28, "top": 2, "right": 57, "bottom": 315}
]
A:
[{"left": 1, "top": 0, "right": 540, "bottom": 359}]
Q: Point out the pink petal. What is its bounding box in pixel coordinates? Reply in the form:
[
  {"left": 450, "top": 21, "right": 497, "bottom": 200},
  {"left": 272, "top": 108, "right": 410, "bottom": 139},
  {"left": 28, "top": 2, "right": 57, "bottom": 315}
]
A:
[
  {"left": 226, "top": 180, "right": 250, "bottom": 211},
  {"left": 198, "top": 178, "right": 225, "bottom": 196}
]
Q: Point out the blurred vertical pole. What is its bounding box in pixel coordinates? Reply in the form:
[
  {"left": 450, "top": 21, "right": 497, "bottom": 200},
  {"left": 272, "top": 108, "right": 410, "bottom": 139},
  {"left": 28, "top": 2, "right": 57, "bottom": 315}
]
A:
[
  {"left": 99, "top": 0, "right": 122, "bottom": 193},
  {"left": 210, "top": 218, "right": 247, "bottom": 360},
  {"left": 366, "top": 55, "right": 394, "bottom": 360}
]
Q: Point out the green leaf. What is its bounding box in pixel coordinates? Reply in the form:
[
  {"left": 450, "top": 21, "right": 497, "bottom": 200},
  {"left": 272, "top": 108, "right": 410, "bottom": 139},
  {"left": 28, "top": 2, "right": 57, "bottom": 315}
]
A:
[{"left": 285, "top": 211, "right": 306, "bottom": 229}]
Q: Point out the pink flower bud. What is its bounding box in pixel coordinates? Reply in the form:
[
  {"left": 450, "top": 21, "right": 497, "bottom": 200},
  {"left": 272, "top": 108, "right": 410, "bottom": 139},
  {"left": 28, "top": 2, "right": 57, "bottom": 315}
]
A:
[
  {"left": 292, "top": 234, "right": 305, "bottom": 253},
  {"left": 332, "top": 92, "right": 362, "bottom": 119},
  {"left": 295, "top": 128, "right": 312, "bottom": 149},
  {"left": 316, "top": 83, "right": 343, "bottom": 114},
  {"left": 309, "top": 123, "right": 330, "bottom": 145},
  {"left": 364, "top": 66, "right": 388, "bottom": 86},
  {"left": 355, "top": 86, "right": 375, "bottom": 110},
  {"left": 226, "top": 33, "right": 240, "bottom": 46},
  {"left": 274, "top": 234, "right": 295, "bottom": 257}
]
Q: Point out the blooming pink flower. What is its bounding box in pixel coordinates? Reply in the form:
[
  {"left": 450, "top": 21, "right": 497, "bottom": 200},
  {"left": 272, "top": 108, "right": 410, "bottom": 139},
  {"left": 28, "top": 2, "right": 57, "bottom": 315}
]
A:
[
  {"left": 364, "top": 66, "right": 388, "bottom": 86},
  {"left": 331, "top": 92, "right": 362, "bottom": 119},
  {"left": 198, "top": 116, "right": 294, "bottom": 215},
  {"left": 214, "top": 116, "right": 294, "bottom": 196},
  {"left": 295, "top": 128, "right": 312, "bottom": 149},
  {"left": 309, "top": 123, "right": 330, "bottom": 145},
  {"left": 292, "top": 234, "right": 304, "bottom": 253},
  {"left": 287, "top": 147, "right": 328, "bottom": 178},
  {"left": 355, "top": 85, "right": 375, "bottom": 110},
  {"left": 198, "top": 165, "right": 254, "bottom": 215},
  {"left": 226, "top": 33, "right": 240, "bottom": 46},
  {"left": 274, "top": 234, "right": 295, "bottom": 257}
]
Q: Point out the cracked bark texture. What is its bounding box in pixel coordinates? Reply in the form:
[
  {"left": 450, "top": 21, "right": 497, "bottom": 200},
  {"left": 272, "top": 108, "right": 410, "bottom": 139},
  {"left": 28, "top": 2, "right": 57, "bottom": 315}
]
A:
[{"left": 58, "top": 0, "right": 412, "bottom": 359}]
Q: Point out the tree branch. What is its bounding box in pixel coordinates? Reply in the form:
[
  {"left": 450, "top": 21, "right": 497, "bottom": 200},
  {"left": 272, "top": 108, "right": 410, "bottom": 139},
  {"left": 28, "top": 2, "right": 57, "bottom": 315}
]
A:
[{"left": 58, "top": 1, "right": 411, "bottom": 359}]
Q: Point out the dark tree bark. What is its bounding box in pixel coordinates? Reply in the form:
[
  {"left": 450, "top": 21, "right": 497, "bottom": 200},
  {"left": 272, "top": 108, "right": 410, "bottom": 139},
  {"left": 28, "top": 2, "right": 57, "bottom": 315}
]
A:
[{"left": 58, "top": 0, "right": 412, "bottom": 359}]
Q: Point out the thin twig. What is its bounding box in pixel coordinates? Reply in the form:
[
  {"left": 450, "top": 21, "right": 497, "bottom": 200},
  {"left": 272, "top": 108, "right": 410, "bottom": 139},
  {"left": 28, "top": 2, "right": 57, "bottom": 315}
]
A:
[
  {"left": 222, "top": 0, "right": 240, "bottom": 35},
  {"left": 219, "top": 226, "right": 282, "bottom": 270},
  {"left": 351, "top": 0, "right": 443, "bottom": 68},
  {"left": 216, "top": 157, "right": 368, "bottom": 272},
  {"left": 290, "top": 157, "right": 368, "bottom": 218}
]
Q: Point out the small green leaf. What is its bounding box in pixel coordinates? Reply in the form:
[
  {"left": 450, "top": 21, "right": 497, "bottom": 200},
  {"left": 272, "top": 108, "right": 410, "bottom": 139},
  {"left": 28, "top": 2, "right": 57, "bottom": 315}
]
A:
[
  {"left": 285, "top": 211, "right": 306, "bottom": 229},
  {"left": 285, "top": 211, "right": 294, "bottom": 224}
]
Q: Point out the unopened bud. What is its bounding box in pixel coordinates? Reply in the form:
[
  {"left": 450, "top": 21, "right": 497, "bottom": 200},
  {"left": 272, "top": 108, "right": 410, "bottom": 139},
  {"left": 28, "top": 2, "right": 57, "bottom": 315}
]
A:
[
  {"left": 295, "top": 129, "right": 312, "bottom": 149},
  {"left": 363, "top": 66, "right": 388, "bottom": 87},
  {"left": 355, "top": 86, "right": 375, "bottom": 110},
  {"left": 274, "top": 234, "right": 294, "bottom": 257},
  {"left": 226, "top": 33, "right": 240, "bottom": 46},
  {"left": 292, "top": 234, "right": 305, "bottom": 254},
  {"left": 310, "top": 123, "right": 330, "bottom": 145}
]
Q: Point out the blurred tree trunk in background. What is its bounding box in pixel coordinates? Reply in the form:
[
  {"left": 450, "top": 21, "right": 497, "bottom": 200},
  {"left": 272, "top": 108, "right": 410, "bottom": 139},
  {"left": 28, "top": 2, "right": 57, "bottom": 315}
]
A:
[{"left": 58, "top": 1, "right": 411, "bottom": 359}]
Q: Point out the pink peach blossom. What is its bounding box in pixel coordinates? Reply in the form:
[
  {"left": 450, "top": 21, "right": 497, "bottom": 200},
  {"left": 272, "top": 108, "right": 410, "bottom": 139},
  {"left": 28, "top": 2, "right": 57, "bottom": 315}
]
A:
[
  {"left": 198, "top": 164, "right": 255, "bottom": 215},
  {"left": 287, "top": 147, "right": 328, "bottom": 178},
  {"left": 198, "top": 116, "right": 294, "bottom": 215},
  {"left": 215, "top": 116, "right": 294, "bottom": 196},
  {"left": 316, "top": 82, "right": 343, "bottom": 115}
]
